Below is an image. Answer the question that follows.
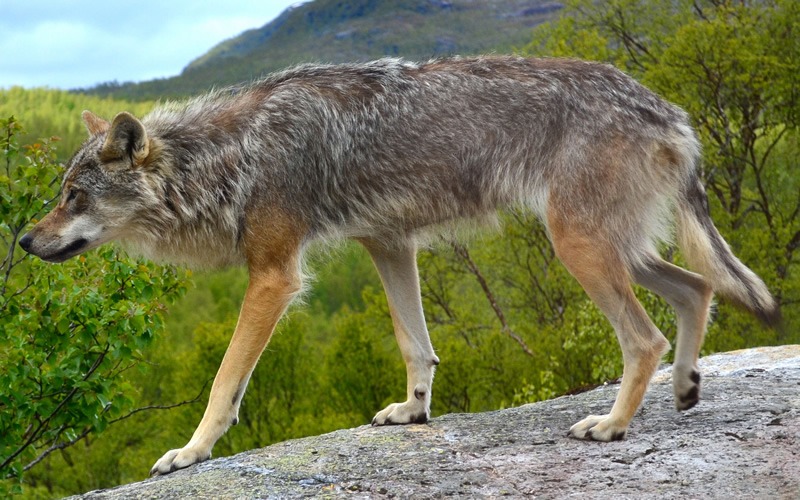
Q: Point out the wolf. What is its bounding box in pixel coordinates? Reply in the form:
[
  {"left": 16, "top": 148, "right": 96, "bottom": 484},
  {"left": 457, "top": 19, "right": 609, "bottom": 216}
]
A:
[{"left": 19, "top": 56, "right": 779, "bottom": 475}]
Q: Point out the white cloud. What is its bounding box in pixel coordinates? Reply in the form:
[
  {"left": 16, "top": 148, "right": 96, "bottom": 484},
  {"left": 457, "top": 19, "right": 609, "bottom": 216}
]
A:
[
  {"left": 2, "top": 21, "right": 92, "bottom": 68},
  {"left": 146, "top": 15, "right": 271, "bottom": 70},
  {"left": 0, "top": 21, "right": 101, "bottom": 87},
  {"left": 0, "top": 0, "right": 299, "bottom": 89}
]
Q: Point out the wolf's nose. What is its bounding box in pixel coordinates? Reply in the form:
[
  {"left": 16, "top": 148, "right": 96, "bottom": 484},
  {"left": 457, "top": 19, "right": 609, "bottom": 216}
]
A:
[{"left": 18, "top": 233, "right": 33, "bottom": 252}]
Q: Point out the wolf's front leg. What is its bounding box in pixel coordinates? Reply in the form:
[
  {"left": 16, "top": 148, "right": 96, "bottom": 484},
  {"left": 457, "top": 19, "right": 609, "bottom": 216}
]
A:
[
  {"left": 150, "top": 263, "right": 301, "bottom": 475},
  {"left": 360, "top": 239, "right": 439, "bottom": 425}
]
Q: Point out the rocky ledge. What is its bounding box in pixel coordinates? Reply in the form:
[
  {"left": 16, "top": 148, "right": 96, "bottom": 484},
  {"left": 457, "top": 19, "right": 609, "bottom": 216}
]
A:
[{"left": 74, "top": 345, "right": 799, "bottom": 499}]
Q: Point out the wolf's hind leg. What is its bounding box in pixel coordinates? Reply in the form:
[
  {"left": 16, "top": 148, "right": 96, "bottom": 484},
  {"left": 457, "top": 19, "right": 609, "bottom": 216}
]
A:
[
  {"left": 359, "top": 238, "right": 439, "bottom": 426},
  {"left": 632, "top": 258, "right": 712, "bottom": 410},
  {"left": 550, "top": 225, "right": 669, "bottom": 441},
  {"left": 150, "top": 260, "right": 301, "bottom": 475}
]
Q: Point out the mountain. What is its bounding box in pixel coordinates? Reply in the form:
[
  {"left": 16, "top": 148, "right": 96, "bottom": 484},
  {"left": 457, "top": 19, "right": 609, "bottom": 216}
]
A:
[{"left": 85, "top": 0, "right": 563, "bottom": 100}]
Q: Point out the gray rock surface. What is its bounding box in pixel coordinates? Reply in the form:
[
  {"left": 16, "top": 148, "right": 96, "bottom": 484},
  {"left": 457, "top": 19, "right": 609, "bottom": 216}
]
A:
[{"left": 74, "top": 346, "right": 800, "bottom": 499}]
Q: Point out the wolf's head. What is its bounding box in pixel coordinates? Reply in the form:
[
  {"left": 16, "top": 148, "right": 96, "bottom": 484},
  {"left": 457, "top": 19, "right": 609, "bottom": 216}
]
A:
[{"left": 19, "top": 111, "right": 155, "bottom": 262}]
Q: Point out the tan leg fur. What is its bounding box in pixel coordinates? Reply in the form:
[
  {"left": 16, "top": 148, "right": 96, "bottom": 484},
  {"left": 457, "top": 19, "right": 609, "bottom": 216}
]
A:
[
  {"left": 150, "top": 213, "right": 304, "bottom": 475},
  {"left": 359, "top": 238, "right": 440, "bottom": 425},
  {"left": 548, "top": 218, "right": 670, "bottom": 441},
  {"left": 633, "top": 259, "right": 713, "bottom": 410}
]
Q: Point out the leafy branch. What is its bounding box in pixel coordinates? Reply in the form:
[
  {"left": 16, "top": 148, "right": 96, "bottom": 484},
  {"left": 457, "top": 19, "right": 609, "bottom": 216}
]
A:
[
  {"left": 448, "top": 241, "right": 534, "bottom": 357},
  {"left": 21, "top": 380, "right": 209, "bottom": 473}
]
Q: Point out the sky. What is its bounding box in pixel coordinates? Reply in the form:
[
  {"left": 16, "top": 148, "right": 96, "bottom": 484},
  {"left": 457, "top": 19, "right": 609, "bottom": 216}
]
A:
[{"left": 0, "top": 0, "right": 303, "bottom": 89}]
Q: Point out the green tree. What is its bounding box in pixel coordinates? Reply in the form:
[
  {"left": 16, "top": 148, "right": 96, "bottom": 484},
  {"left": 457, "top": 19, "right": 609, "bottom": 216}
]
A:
[
  {"left": 0, "top": 117, "right": 188, "bottom": 495},
  {"left": 521, "top": 0, "right": 800, "bottom": 347},
  {"left": 417, "top": 216, "right": 627, "bottom": 412},
  {"left": 6, "top": 3, "right": 799, "bottom": 495},
  {"left": 0, "top": 88, "right": 153, "bottom": 159}
]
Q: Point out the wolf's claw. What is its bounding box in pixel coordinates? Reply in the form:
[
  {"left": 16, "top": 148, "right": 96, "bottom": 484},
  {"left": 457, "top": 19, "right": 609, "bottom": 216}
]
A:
[
  {"left": 568, "top": 414, "right": 628, "bottom": 441},
  {"left": 150, "top": 446, "right": 211, "bottom": 476},
  {"left": 371, "top": 400, "right": 429, "bottom": 426}
]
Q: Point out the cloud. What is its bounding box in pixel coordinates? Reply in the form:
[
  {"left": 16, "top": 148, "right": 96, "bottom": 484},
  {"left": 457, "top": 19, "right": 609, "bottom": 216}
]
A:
[
  {"left": 0, "top": 0, "right": 297, "bottom": 89},
  {"left": 0, "top": 21, "right": 99, "bottom": 87}
]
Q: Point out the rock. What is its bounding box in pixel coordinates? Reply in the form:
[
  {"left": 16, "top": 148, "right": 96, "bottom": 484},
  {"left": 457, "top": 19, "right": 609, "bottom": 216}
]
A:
[{"left": 72, "top": 346, "right": 800, "bottom": 499}]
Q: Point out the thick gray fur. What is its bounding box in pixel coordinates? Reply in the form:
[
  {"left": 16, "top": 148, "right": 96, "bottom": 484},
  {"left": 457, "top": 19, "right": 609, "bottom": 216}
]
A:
[
  {"left": 76, "top": 56, "right": 690, "bottom": 268},
  {"left": 23, "top": 56, "right": 778, "bottom": 475}
]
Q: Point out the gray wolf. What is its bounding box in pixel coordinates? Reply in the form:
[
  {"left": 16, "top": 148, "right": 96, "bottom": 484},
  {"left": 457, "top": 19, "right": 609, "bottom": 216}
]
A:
[{"left": 19, "top": 56, "right": 779, "bottom": 475}]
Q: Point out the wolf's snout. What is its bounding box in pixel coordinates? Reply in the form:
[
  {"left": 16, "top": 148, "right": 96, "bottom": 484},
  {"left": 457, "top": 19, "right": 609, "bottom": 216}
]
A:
[
  {"left": 17, "top": 231, "right": 89, "bottom": 262},
  {"left": 18, "top": 233, "right": 33, "bottom": 253}
]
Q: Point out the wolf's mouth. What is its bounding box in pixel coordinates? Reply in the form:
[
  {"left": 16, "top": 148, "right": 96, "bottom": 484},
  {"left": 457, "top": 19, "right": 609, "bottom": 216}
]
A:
[{"left": 42, "top": 238, "right": 89, "bottom": 263}]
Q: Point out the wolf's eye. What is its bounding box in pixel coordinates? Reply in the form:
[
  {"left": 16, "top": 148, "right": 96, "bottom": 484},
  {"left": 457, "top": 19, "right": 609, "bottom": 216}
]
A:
[{"left": 65, "top": 189, "right": 77, "bottom": 202}]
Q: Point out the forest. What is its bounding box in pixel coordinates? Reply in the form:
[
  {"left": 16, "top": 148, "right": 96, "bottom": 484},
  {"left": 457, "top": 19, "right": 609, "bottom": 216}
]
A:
[{"left": 1, "top": 0, "right": 798, "bottom": 497}]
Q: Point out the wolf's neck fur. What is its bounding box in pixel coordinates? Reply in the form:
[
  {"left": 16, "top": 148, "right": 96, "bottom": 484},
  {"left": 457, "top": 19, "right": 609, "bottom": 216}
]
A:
[{"left": 121, "top": 94, "right": 264, "bottom": 268}]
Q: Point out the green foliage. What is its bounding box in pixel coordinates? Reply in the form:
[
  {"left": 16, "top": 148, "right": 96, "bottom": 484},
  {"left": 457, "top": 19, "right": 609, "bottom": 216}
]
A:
[
  {"left": 418, "top": 216, "right": 628, "bottom": 412},
  {"left": 0, "top": 117, "right": 187, "bottom": 495},
  {"left": 81, "top": 0, "right": 563, "bottom": 100},
  {"left": 323, "top": 289, "right": 403, "bottom": 422},
  {"left": 4, "top": 2, "right": 799, "bottom": 495},
  {"left": 520, "top": 0, "right": 800, "bottom": 347},
  {"left": 0, "top": 88, "right": 153, "bottom": 159}
]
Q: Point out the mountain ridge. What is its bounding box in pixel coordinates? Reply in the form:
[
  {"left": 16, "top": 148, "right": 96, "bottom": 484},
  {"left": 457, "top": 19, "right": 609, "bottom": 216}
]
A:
[{"left": 83, "top": 0, "right": 562, "bottom": 100}]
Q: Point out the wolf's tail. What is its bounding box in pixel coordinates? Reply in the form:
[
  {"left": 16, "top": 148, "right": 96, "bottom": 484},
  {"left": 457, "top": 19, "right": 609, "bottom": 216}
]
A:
[{"left": 676, "top": 173, "right": 780, "bottom": 327}]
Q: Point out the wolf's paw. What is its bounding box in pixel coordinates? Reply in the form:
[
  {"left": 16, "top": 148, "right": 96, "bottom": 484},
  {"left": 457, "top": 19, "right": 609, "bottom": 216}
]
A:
[
  {"left": 371, "top": 399, "right": 429, "bottom": 426},
  {"left": 673, "top": 366, "right": 701, "bottom": 411},
  {"left": 568, "top": 414, "right": 627, "bottom": 442},
  {"left": 150, "top": 446, "right": 211, "bottom": 476}
]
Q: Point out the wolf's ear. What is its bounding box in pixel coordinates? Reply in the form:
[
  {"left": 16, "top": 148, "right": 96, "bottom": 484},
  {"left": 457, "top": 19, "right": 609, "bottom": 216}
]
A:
[
  {"left": 81, "top": 110, "right": 110, "bottom": 136},
  {"left": 101, "top": 112, "right": 149, "bottom": 166}
]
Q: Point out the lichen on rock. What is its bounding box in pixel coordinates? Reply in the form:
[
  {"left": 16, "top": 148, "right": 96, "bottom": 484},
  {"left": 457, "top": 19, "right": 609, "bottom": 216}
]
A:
[{"left": 72, "top": 346, "right": 800, "bottom": 499}]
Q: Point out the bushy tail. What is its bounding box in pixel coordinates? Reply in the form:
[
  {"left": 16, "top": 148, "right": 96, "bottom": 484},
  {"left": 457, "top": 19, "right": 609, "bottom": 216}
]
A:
[{"left": 676, "top": 174, "right": 781, "bottom": 327}]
